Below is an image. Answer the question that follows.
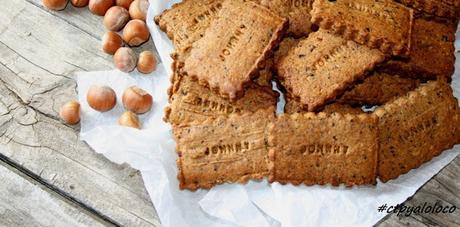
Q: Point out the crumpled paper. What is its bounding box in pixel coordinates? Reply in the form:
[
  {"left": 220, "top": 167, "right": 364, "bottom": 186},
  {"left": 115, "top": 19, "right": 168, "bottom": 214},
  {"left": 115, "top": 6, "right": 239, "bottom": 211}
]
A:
[{"left": 76, "top": 1, "right": 460, "bottom": 226}]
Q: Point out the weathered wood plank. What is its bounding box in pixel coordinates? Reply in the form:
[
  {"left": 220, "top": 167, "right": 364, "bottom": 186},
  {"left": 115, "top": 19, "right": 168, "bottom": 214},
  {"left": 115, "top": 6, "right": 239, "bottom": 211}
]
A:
[
  {"left": 0, "top": 158, "right": 111, "bottom": 227},
  {"left": 0, "top": 69, "right": 159, "bottom": 226},
  {"left": 0, "top": 0, "right": 160, "bottom": 226},
  {"left": 377, "top": 154, "right": 460, "bottom": 226}
]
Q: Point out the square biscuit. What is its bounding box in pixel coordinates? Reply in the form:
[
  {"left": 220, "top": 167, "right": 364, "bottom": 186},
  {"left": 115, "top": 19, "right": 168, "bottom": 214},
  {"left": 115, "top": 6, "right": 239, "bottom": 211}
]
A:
[
  {"left": 311, "top": 0, "right": 414, "bottom": 57},
  {"left": 374, "top": 80, "right": 460, "bottom": 182},
  {"left": 380, "top": 18, "right": 456, "bottom": 81},
  {"left": 174, "top": 110, "right": 275, "bottom": 190},
  {"left": 258, "top": 0, "right": 314, "bottom": 37},
  {"left": 394, "top": 0, "right": 459, "bottom": 20},
  {"left": 165, "top": 71, "right": 278, "bottom": 126},
  {"left": 276, "top": 30, "right": 385, "bottom": 111},
  {"left": 154, "top": 0, "right": 224, "bottom": 50},
  {"left": 268, "top": 113, "right": 379, "bottom": 186},
  {"left": 338, "top": 72, "right": 420, "bottom": 106},
  {"left": 181, "top": 0, "right": 288, "bottom": 100}
]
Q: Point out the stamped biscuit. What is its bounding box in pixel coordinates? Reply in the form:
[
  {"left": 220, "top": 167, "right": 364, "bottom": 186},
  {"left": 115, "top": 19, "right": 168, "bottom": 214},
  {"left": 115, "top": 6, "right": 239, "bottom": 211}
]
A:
[
  {"left": 258, "top": 0, "right": 314, "bottom": 37},
  {"left": 154, "top": 0, "right": 224, "bottom": 50},
  {"left": 374, "top": 80, "right": 460, "bottom": 182},
  {"left": 174, "top": 110, "right": 275, "bottom": 190},
  {"left": 165, "top": 70, "right": 278, "bottom": 126},
  {"left": 181, "top": 0, "right": 288, "bottom": 100},
  {"left": 394, "top": 0, "right": 459, "bottom": 20},
  {"left": 277, "top": 30, "right": 385, "bottom": 111},
  {"left": 380, "top": 18, "right": 456, "bottom": 81},
  {"left": 311, "top": 0, "right": 414, "bottom": 57},
  {"left": 268, "top": 113, "right": 379, "bottom": 186},
  {"left": 338, "top": 72, "right": 420, "bottom": 106}
]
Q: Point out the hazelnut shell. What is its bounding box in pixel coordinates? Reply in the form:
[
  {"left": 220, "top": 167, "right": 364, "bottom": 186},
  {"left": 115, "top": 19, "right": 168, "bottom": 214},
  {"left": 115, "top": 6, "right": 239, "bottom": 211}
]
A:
[
  {"left": 113, "top": 47, "right": 137, "bottom": 72},
  {"left": 86, "top": 85, "right": 117, "bottom": 112},
  {"left": 137, "top": 51, "right": 157, "bottom": 74},
  {"left": 103, "top": 6, "right": 130, "bottom": 31},
  {"left": 122, "top": 86, "right": 153, "bottom": 114},
  {"left": 122, "top": 19, "right": 150, "bottom": 47}
]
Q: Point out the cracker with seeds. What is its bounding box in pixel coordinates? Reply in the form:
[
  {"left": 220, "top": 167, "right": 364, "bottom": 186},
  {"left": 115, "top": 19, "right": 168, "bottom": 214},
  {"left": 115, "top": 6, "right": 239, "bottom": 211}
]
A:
[
  {"left": 394, "top": 0, "right": 459, "bottom": 20},
  {"left": 338, "top": 72, "right": 420, "bottom": 106},
  {"left": 374, "top": 80, "right": 460, "bottom": 182},
  {"left": 181, "top": 0, "right": 288, "bottom": 100},
  {"left": 165, "top": 72, "right": 278, "bottom": 126},
  {"left": 380, "top": 18, "right": 456, "bottom": 81},
  {"left": 174, "top": 110, "right": 275, "bottom": 190},
  {"left": 258, "top": 0, "right": 314, "bottom": 37},
  {"left": 276, "top": 30, "right": 385, "bottom": 111},
  {"left": 154, "top": 0, "right": 224, "bottom": 50},
  {"left": 311, "top": 0, "right": 414, "bottom": 57},
  {"left": 268, "top": 113, "right": 378, "bottom": 186}
]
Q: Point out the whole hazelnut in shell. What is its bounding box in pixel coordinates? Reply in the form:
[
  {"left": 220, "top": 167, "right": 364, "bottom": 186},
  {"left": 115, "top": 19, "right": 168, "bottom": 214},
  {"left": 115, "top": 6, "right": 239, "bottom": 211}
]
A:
[
  {"left": 122, "top": 86, "right": 153, "bottom": 114},
  {"left": 102, "top": 31, "right": 123, "bottom": 55},
  {"left": 86, "top": 85, "right": 117, "bottom": 112},
  {"left": 103, "top": 6, "right": 130, "bottom": 31},
  {"left": 43, "top": 0, "right": 69, "bottom": 10},
  {"left": 122, "top": 19, "right": 150, "bottom": 47},
  {"left": 59, "top": 100, "right": 80, "bottom": 125},
  {"left": 113, "top": 47, "right": 137, "bottom": 72},
  {"left": 118, "top": 111, "right": 141, "bottom": 129},
  {"left": 129, "top": 0, "right": 149, "bottom": 21},
  {"left": 137, "top": 51, "right": 157, "bottom": 74}
]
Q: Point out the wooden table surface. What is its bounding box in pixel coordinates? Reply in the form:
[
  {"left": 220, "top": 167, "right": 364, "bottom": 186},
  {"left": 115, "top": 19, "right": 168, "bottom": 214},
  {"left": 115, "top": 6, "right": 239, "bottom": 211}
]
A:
[{"left": 0, "top": 1, "right": 458, "bottom": 226}]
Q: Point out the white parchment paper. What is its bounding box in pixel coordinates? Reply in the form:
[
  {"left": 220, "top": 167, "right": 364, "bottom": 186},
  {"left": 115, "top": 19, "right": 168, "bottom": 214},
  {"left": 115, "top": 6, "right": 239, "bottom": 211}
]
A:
[{"left": 77, "top": 1, "right": 460, "bottom": 226}]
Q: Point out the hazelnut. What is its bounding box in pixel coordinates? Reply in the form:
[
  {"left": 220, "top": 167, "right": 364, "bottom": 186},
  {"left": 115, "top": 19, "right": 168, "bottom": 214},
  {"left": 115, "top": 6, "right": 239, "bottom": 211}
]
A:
[
  {"left": 113, "top": 47, "right": 137, "bottom": 72},
  {"left": 129, "top": 0, "right": 149, "bottom": 21},
  {"left": 89, "top": 0, "right": 114, "bottom": 16},
  {"left": 116, "top": 0, "right": 133, "bottom": 9},
  {"left": 43, "top": 0, "right": 69, "bottom": 10},
  {"left": 71, "top": 0, "right": 89, "bottom": 7},
  {"left": 118, "top": 111, "right": 141, "bottom": 129},
  {"left": 102, "top": 31, "right": 123, "bottom": 55},
  {"left": 86, "top": 85, "right": 117, "bottom": 112},
  {"left": 122, "top": 86, "right": 152, "bottom": 114},
  {"left": 103, "top": 6, "right": 130, "bottom": 31},
  {"left": 59, "top": 100, "right": 80, "bottom": 125},
  {"left": 137, "top": 51, "right": 157, "bottom": 74},
  {"left": 122, "top": 19, "right": 150, "bottom": 47}
]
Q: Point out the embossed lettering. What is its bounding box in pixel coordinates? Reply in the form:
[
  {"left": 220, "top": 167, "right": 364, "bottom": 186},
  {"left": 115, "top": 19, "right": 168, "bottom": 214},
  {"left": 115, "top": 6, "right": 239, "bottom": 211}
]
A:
[
  {"left": 301, "top": 144, "right": 349, "bottom": 155},
  {"left": 184, "top": 95, "right": 241, "bottom": 114},
  {"left": 310, "top": 45, "right": 347, "bottom": 71},
  {"left": 204, "top": 141, "right": 251, "bottom": 157},
  {"left": 346, "top": 2, "right": 393, "bottom": 20},
  {"left": 219, "top": 25, "right": 247, "bottom": 61}
]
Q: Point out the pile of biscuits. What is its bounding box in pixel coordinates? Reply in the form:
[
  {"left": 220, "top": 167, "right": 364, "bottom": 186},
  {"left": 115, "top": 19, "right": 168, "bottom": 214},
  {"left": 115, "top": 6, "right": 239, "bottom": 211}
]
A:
[{"left": 155, "top": 0, "right": 460, "bottom": 190}]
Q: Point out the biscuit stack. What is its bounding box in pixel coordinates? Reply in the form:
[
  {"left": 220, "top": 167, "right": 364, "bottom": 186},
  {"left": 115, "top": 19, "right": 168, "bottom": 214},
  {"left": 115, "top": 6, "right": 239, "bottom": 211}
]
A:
[{"left": 155, "top": 0, "right": 460, "bottom": 190}]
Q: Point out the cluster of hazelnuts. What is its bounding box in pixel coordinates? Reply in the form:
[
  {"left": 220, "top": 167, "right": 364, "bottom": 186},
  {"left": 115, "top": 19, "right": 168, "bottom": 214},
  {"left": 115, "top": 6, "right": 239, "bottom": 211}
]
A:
[
  {"left": 42, "top": 0, "right": 157, "bottom": 73},
  {"left": 43, "top": 0, "right": 158, "bottom": 128},
  {"left": 60, "top": 85, "right": 153, "bottom": 129}
]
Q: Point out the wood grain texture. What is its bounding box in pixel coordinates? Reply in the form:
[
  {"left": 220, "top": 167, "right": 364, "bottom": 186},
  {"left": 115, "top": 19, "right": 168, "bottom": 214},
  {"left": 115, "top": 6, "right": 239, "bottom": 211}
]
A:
[
  {"left": 0, "top": 0, "right": 159, "bottom": 226},
  {"left": 0, "top": 158, "right": 110, "bottom": 227}
]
